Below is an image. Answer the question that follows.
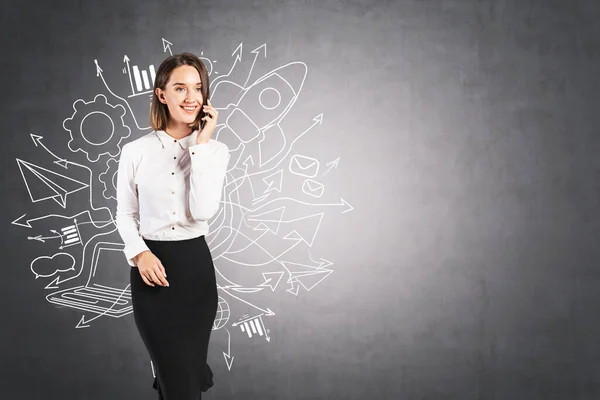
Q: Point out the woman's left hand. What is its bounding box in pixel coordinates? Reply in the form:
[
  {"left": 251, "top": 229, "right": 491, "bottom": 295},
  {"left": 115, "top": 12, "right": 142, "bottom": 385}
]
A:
[{"left": 196, "top": 98, "right": 218, "bottom": 145}]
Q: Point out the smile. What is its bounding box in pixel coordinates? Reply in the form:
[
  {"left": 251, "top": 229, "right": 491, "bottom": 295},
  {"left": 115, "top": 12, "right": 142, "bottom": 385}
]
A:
[{"left": 181, "top": 105, "right": 197, "bottom": 113}]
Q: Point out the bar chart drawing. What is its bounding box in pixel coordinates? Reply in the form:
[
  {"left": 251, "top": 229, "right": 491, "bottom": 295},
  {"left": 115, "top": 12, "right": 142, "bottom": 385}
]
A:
[
  {"left": 233, "top": 313, "right": 271, "bottom": 342},
  {"left": 123, "top": 55, "right": 156, "bottom": 98}
]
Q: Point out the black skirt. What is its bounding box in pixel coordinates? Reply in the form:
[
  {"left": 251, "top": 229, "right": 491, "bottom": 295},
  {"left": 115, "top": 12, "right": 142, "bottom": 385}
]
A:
[{"left": 130, "top": 235, "right": 218, "bottom": 400}]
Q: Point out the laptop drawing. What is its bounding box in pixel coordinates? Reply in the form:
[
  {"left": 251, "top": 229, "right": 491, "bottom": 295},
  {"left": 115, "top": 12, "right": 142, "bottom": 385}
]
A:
[{"left": 46, "top": 241, "right": 132, "bottom": 317}]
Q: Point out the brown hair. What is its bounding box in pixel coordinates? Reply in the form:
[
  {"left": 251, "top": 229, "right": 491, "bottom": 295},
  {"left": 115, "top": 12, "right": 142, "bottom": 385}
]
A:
[{"left": 150, "top": 52, "right": 210, "bottom": 131}]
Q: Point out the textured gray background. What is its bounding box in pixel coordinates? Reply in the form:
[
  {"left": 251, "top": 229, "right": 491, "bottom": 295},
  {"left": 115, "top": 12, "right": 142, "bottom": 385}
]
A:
[{"left": 2, "top": 0, "right": 600, "bottom": 399}]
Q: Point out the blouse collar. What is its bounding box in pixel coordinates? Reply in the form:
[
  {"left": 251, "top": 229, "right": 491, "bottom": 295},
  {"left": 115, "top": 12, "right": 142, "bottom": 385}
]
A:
[{"left": 154, "top": 129, "right": 198, "bottom": 150}]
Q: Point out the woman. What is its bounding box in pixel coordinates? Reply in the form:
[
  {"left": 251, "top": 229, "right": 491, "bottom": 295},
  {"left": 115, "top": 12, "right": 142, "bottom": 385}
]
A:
[{"left": 115, "top": 52, "right": 230, "bottom": 399}]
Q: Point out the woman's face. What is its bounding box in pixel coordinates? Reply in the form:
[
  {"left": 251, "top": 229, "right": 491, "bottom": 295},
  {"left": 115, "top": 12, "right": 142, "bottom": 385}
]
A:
[{"left": 156, "top": 65, "right": 204, "bottom": 127}]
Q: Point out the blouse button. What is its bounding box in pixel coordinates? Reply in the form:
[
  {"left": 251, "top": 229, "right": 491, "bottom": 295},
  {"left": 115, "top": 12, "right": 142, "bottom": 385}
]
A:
[
  {"left": 171, "top": 172, "right": 175, "bottom": 175},
  {"left": 173, "top": 156, "right": 176, "bottom": 160},
  {"left": 171, "top": 191, "right": 175, "bottom": 194},
  {"left": 173, "top": 139, "right": 177, "bottom": 142},
  {"left": 172, "top": 211, "right": 176, "bottom": 215},
  {"left": 192, "top": 152, "right": 195, "bottom": 155},
  {"left": 171, "top": 227, "right": 175, "bottom": 230}
]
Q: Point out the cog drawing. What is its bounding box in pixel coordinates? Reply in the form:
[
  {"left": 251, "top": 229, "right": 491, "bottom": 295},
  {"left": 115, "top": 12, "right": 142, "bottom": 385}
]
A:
[
  {"left": 63, "top": 94, "right": 131, "bottom": 162},
  {"left": 98, "top": 158, "right": 119, "bottom": 200}
]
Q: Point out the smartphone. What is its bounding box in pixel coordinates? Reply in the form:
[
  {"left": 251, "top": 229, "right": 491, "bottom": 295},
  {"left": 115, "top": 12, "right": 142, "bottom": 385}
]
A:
[{"left": 197, "top": 97, "right": 209, "bottom": 130}]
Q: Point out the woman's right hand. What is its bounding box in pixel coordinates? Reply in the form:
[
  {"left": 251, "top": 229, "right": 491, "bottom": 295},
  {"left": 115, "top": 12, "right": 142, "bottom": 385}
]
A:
[{"left": 134, "top": 251, "right": 169, "bottom": 287}]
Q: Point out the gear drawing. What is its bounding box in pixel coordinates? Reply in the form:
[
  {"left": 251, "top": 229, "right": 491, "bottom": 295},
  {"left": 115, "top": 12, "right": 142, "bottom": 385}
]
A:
[
  {"left": 98, "top": 157, "right": 119, "bottom": 200},
  {"left": 63, "top": 94, "right": 131, "bottom": 162}
]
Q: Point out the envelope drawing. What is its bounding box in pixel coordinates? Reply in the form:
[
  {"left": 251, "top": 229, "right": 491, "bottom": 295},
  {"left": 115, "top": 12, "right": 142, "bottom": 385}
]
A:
[
  {"left": 289, "top": 154, "right": 319, "bottom": 177},
  {"left": 302, "top": 179, "right": 325, "bottom": 198}
]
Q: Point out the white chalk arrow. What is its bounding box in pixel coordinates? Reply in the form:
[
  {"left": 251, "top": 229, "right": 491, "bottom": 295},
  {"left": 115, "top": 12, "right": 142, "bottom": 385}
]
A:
[
  {"left": 244, "top": 43, "right": 267, "bottom": 87},
  {"left": 222, "top": 328, "right": 234, "bottom": 371},
  {"left": 258, "top": 271, "right": 285, "bottom": 291},
  {"left": 123, "top": 55, "right": 135, "bottom": 94},
  {"left": 44, "top": 275, "right": 71, "bottom": 290},
  {"left": 321, "top": 157, "right": 340, "bottom": 177},
  {"left": 210, "top": 43, "right": 243, "bottom": 87},
  {"left": 12, "top": 214, "right": 31, "bottom": 228},
  {"left": 76, "top": 284, "right": 131, "bottom": 328},
  {"left": 94, "top": 59, "right": 103, "bottom": 76},
  {"left": 162, "top": 38, "right": 173, "bottom": 55}
]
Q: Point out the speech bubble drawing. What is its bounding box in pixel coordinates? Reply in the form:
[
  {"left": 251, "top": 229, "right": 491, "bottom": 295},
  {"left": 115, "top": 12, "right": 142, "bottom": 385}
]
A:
[{"left": 30, "top": 253, "right": 76, "bottom": 279}]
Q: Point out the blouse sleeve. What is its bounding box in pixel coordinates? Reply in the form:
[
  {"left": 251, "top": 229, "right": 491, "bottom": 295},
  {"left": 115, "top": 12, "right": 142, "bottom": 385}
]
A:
[
  {"left": 115, "top": 143, "right": 150, "bottom": 266},
  {"left": 187, "top": 139, "right": 230, "bottom": 221}
]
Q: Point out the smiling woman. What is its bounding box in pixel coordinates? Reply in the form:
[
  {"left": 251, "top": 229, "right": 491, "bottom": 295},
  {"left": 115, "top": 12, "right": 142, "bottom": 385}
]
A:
[
  {"left": 115, "top": 52, "right": 230, "bottom": 400},
  {"left": 150, "top": 53, "right": 211, "bottom": 133}
]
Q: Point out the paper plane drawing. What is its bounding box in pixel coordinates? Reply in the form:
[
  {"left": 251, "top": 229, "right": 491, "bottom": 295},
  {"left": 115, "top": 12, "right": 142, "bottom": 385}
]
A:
[{"left": 16, "top": 159, "right": 89, "bottom": 208}]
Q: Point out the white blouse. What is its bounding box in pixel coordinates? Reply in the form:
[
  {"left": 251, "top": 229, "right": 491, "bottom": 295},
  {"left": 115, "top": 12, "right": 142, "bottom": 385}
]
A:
[{"left": 115, "top": 130, "right": 230, "bottom": 266}]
